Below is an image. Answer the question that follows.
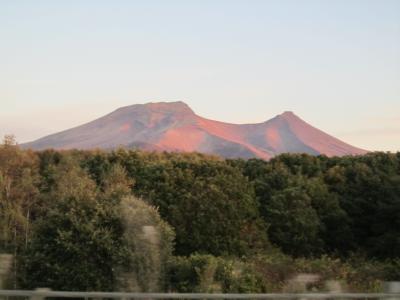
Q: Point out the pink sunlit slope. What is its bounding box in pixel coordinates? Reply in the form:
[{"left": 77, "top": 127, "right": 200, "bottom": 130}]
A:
[{"left": 22, "top": 101, "right": 367, "bottom": 159}]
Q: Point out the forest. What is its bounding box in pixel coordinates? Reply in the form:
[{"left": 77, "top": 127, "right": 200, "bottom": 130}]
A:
[{"left": 0, "top": 135, "right": 399, "bottom": 292}]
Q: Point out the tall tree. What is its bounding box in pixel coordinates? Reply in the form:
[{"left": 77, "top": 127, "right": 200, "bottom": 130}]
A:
[
  {"left": 0, "top": 136, "right": 39, "bottom": 287},
  {"left": 117, "top": 195, "right": 175, "bottom": 292},
  {"left": 20, "top": 158, "right": 122, "bottom": 290}
]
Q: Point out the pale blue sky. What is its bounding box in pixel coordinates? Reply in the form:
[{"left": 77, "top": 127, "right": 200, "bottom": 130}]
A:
[{"left": 1, "top": 0, "right": 399, "bottom": 151}]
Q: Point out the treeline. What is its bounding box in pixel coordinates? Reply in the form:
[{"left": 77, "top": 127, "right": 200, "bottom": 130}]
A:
[{"left": 0, "top": 135, "right": 399, "bottom": 292}]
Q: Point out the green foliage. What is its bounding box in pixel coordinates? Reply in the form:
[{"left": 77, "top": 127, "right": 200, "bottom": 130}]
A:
[
  {"left": 0, "top": 136, "right": 39, "bottom": 252},
  {"left": 166, "top": 254, "right": 265, "bottom": 293},
  {"left": 109, "top": 150, "right": 268, "bottom": 256},
  {"left": 19, "top": 156, "right": 175, "bottom": 292},
  {"left": 1, "top": 138, "right": 399, "bottom": 290},
  {"left": 167, "top": 254, "right": 220, "bottom": 292},
  {"left": 0, "top": 136, "right": 40, "bottom": 288},
  {"left": 19, "top": 159, "right": 123, "bottom": 291},
  {"left": 250, "top": 253, "right": 400, "bottom": 292},
  {"left": 216, "top": 259, "right": 265, "bottom": 293},
  {"left": 117, "top": 195, "right": 175, "bottom": 292},
  {"left": 324, "top": 154, "right": 400, "bottom": 258},
  {"left": 265, "top": 185, "right": 322, "bottom": 256},
  {"left": 240, "top": 153, "right": 400, "bottom": 258}
]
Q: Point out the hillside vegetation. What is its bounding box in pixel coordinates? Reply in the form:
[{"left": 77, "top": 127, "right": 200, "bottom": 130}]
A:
[{"left": 0, "top": 135, "right": 399, "bottom": 292}]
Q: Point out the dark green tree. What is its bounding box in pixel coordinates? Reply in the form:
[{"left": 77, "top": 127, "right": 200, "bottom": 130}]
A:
[
  {"left": 264, "top": 184, "right": 322, "bottom": 256},
  {"left": 20, "top": 158, "right": 124, "bottom": 290}
]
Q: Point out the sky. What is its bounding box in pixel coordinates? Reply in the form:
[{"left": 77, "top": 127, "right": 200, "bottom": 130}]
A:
[{"left": 0, "top": 0, "right": 399, "bottom": 151}]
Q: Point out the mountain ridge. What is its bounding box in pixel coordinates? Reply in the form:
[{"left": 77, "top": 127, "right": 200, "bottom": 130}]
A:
[{"left": 22, "top": 101, "right": 367, "bottom": 159}]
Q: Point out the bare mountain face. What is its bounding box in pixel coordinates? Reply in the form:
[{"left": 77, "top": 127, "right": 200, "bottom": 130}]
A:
[{"left": 22, "top": 101, "right": 367, "bottom": 159}]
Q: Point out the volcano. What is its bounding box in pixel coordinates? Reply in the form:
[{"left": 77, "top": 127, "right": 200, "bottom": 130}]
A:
[{"left": 22, "top": 101, "right": 367, "bottom": 159}]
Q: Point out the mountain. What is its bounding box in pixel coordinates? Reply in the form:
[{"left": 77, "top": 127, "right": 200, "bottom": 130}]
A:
[{"left": 22, "top": 101, "right": 367, "bottom": 159}]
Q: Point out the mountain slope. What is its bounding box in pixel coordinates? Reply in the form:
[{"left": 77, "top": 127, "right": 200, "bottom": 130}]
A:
[{"left": 22, "top": 101, "right": 367, "bottom": 159}]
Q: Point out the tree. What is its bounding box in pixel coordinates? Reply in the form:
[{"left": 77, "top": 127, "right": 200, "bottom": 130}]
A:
[
  {"left": 107, "top": 151, "right": 268, "bottom": 256},
  {"left": 0, "top": 136, "right": 39, "bottom": 287},
  {"left": 305, "top": 178, "right": 352, "bottom": 254},
  {"left": 264, "top": 185, "right": 322, "bottom": 257},
  {"left": 20, "top": 157, "right": 175, "bottom": 291},
  {"left": 117, "top": 195, "right": 175, "bottom": 292},
  {"left": 19, "top": 158, "right": 123, "bottom": 291},
  {"left": 100, "top": 163, "right": 134, "bottom": 199},
  {"left": 122, "top": 155, "right": 268, "bottom": 256}
]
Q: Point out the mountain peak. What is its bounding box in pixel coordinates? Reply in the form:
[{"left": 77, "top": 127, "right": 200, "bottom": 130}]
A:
[
  {"left": 144, "top": 101, "right": 194, "bottom": 114},
  {"left": 281, "top": 110, "right": 295, "bottom": 116},
  {"left": 280, "top": 111, "right": 298, "bottom": 118},
  {"left": 22, "top": 102, "right": 367, "bottom": 159},
  {"left": 114, "top": 101, "right": 194, "bottom": 116},
  {"left": 270, "top": 111, "right": 300, "bottom": 122}
]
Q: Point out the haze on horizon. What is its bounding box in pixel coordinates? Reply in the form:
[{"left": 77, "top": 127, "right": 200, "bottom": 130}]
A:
[{"left": 0, "top": 0, "right": 399, "bottom": 152}]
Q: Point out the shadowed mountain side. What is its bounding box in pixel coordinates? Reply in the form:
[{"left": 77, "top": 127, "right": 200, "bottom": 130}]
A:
[{"left": 22, "top": 101, "right": 367, "bottom": 159}]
